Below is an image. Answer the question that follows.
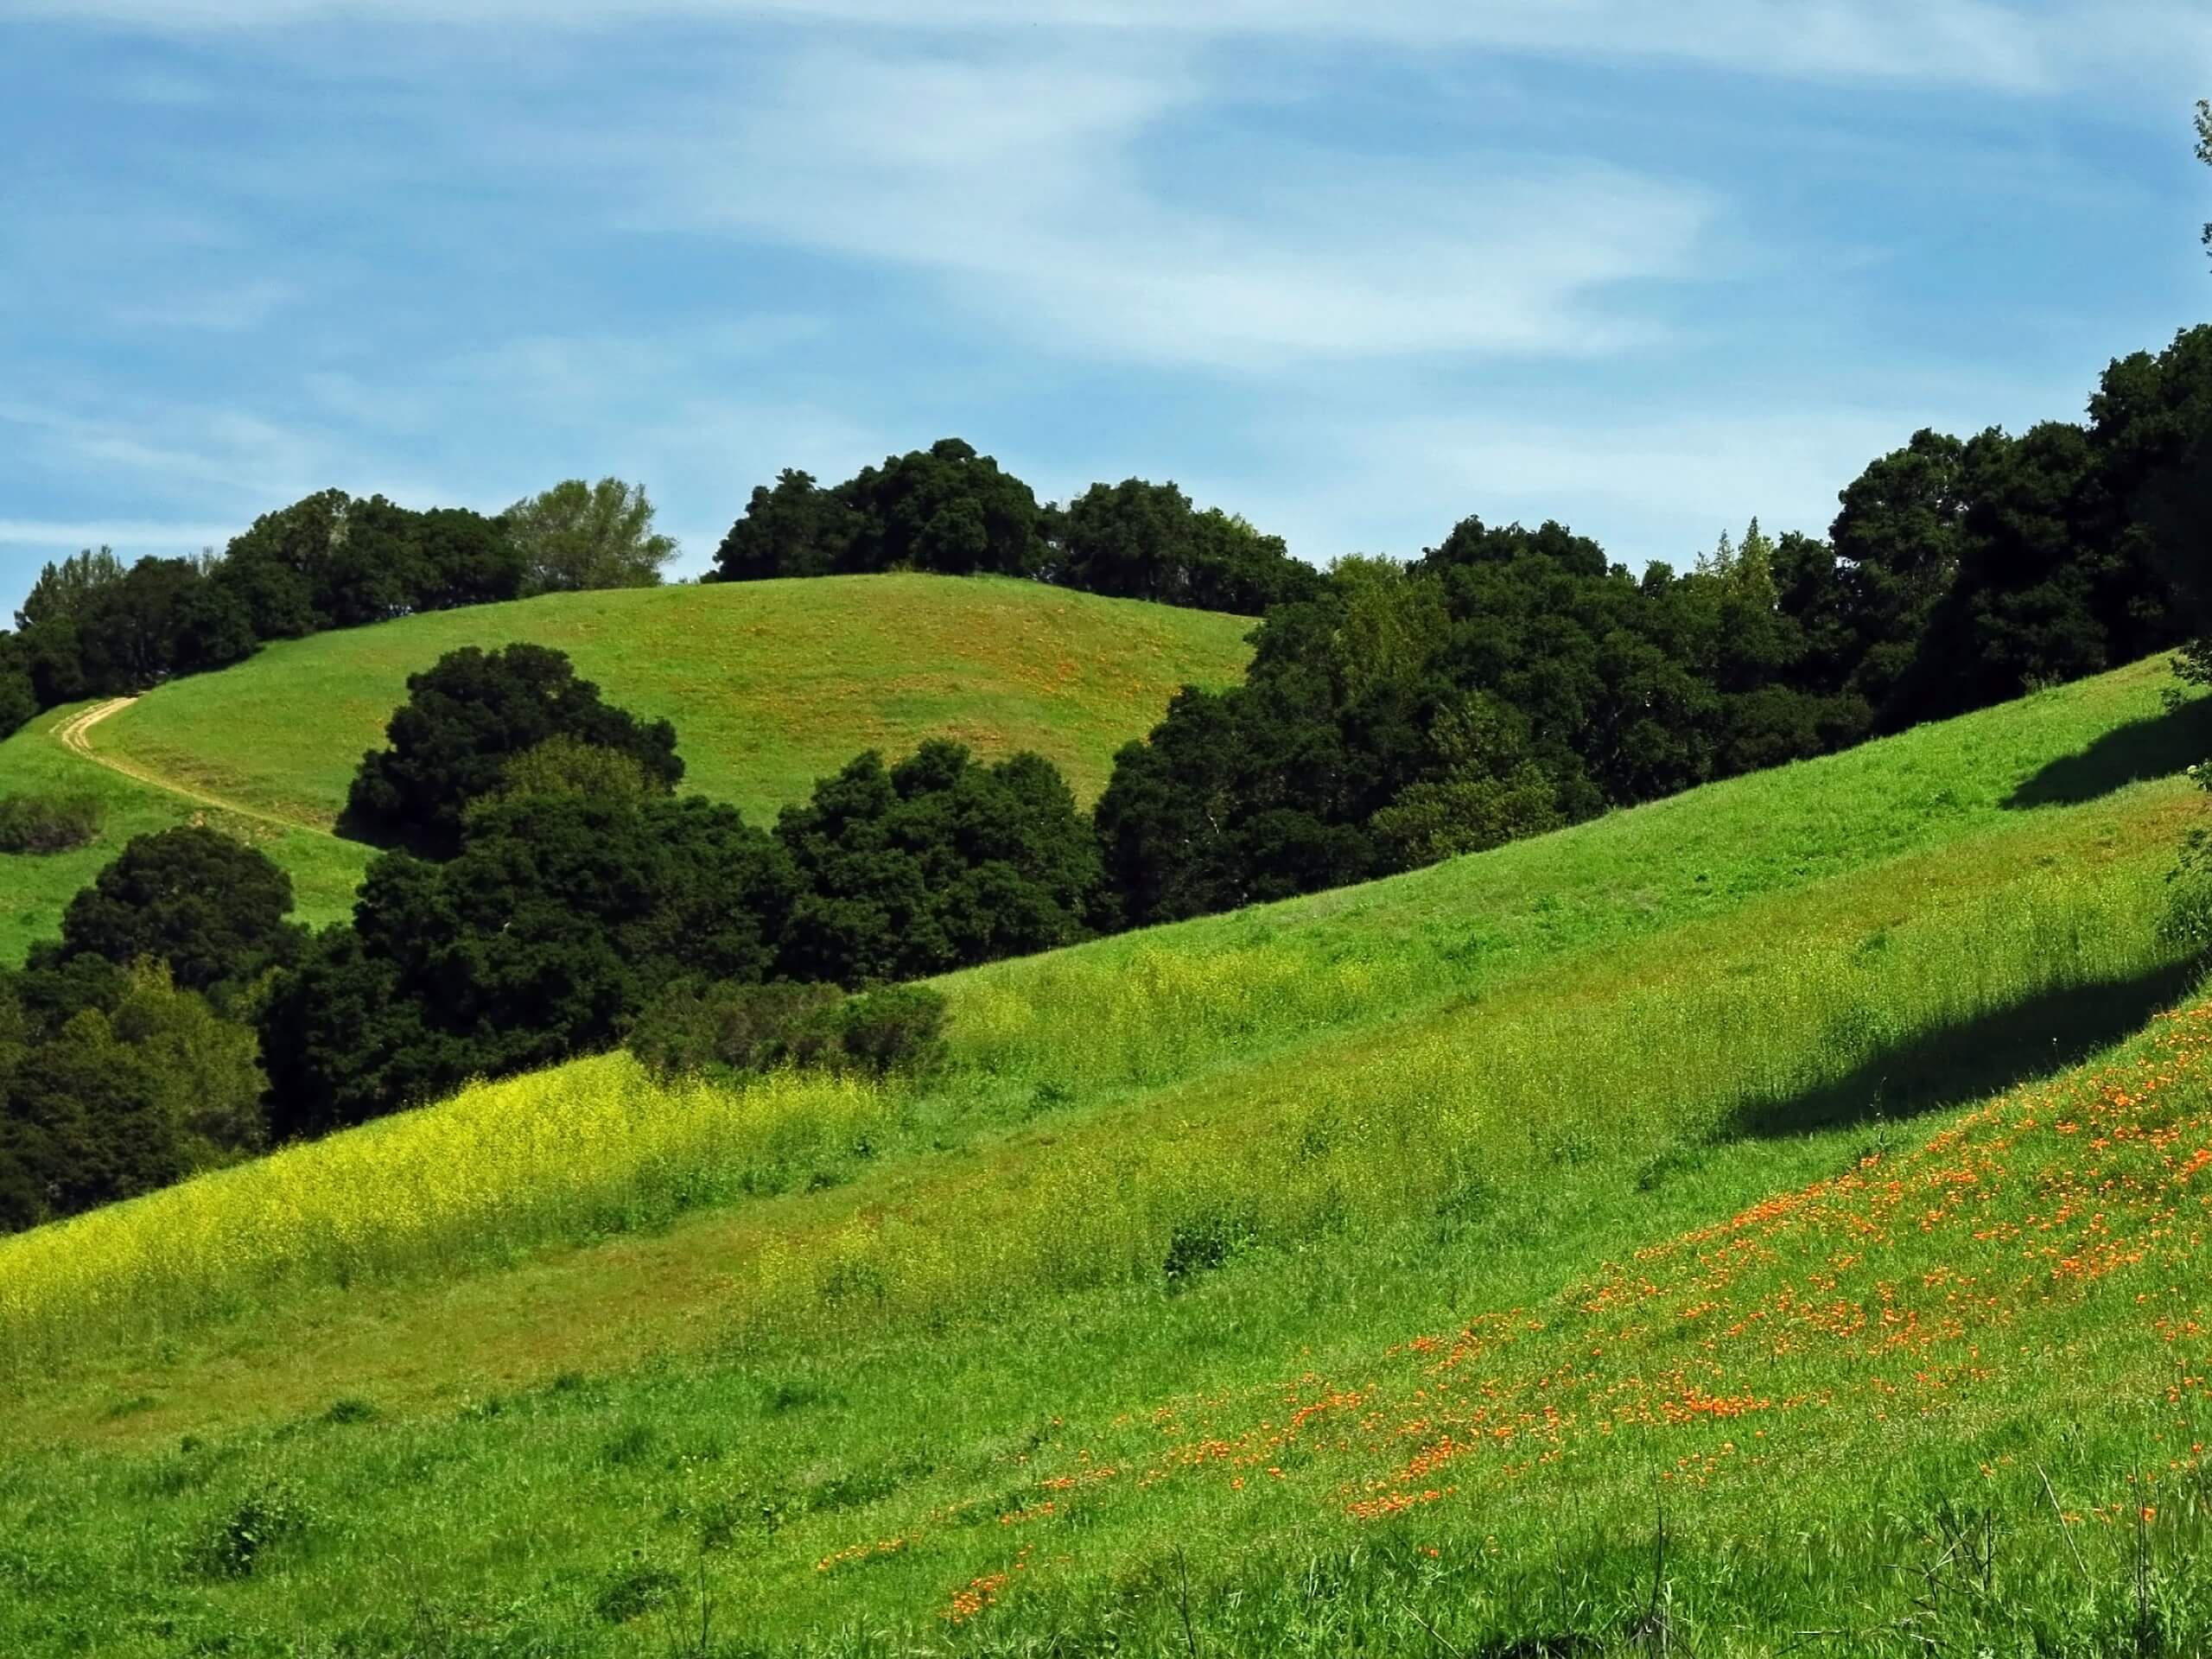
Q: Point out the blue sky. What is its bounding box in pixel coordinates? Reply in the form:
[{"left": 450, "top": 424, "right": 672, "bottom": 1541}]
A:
[{"left": 0, "top": 2, "right": 2206, "bottom": 618}]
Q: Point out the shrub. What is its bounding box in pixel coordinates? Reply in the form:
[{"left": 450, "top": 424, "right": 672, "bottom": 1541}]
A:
[
  {"left": 626, "top": 981, "right": 844, "bottom": 1081},
  {"left": 823, "top": 982, "right": 948, "bottom": 1078},
  {"left": 0, "top": 791, "right": 103, "bottom": 855},
  {"left": 626, "top": 980, "right": 947, "bottom": 1084},
  {"left": 1162, "top": 1211, "right": 1255, "bottom": 1287}
]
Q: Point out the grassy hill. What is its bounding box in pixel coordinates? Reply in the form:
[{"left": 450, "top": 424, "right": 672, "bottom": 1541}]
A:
[
  {"left": 0, "top": 575, "right": 1253, "bottom": 962},
  {"left": 3, "top": 656, "right": 2209, "bottom": 1655}
]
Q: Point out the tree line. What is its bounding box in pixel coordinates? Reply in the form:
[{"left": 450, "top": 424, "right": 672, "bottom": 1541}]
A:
[
  {"left": 1097, "top": 324, "right": 2210, "bottom": 923},
  {"left": 0, "top": 479, "right": 678, "bottom": 739}
]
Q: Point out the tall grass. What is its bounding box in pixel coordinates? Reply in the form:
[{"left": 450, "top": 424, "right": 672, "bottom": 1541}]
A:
[
  {"left": 1, "top": 856, "right": 2180, "bottom": 1374},
  {"left": 0, "top": 1062, "right": 896, "bottom": 1372}
]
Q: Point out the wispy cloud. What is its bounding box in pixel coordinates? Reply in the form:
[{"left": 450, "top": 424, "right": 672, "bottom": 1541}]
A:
[
  {"left": 9, "top": 0, "right": 2206, "bottom": 98},
  {"left": 537, "top": 42, "right": 1720, "bottom": 372}
]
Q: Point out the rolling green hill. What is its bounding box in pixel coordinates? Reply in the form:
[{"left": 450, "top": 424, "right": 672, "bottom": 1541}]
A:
[
  {"left": 3, "top": 657, "right": 2209, "bottom": 1654},
  {"left": 0, "top": 575, "right": 1254, "bottom": 962}
]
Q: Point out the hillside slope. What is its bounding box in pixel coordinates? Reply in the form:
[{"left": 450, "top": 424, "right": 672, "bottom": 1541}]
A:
[
  {"left": 1, "top": 656, "right": 2208, "bottom": 1655},
  {"left": 0, "top": 575, "right": 1253, "bottom": 962},
  {"left": 86, "top": 573, "right": 1255, "bottom": 829}
]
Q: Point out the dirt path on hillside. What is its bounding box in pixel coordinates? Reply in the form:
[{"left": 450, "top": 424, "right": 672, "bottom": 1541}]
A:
[{"left": 50, "top": 697, "right": 320, "bottom": 836}]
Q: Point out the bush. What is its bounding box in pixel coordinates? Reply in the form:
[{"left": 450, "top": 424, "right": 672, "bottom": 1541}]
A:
[
  {"left": 0, "top": 791, "right": 103, "bottom": 855},
  {"left": 626, "top": 980, "right": 843, "bottom": 1081},
  {"left": 824, "top": 983, "right": 948, "bottom": 1078},
  {"left": 626, "top": 980, "right": 947, "bottom": 1084}
]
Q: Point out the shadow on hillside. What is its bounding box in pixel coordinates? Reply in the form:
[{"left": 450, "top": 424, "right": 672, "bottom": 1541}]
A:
[
  {"left": 1725, "top": 958, "right": 2202, "bottom": 1140},
  {"left": 2005, "top": 699, "right": 2212, "bottom": 809}
]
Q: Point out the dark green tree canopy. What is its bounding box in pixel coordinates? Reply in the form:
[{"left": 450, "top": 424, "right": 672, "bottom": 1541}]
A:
[
  {"left": 1053, "top": 480, "right": 1321, "bottom": 614},
  {"left": 263, "top": 791, "right": 798, "bottom": 1135},
  {"left": 216, "top": 489, "right": 524, "bottom": 632},
  {"left": 36, "top": 827, "right": 301, "bottom": 995},
  {"left": 16, "top": 547, "right": 126, "bottom": 632},
  {"left": 712, "top": 440, "right": 1049, "bottom": 584},
  {"left": 0, "top": 633, "right": 33, "bottom": 739},
  {"left": 713, "top": 468, "right": 867, "bottom": 582},
  {"left": 775, "top": 740, "right": 1102, "bottom": 984},
  {"left": 345, "top": 643, "right": 683, "bottom": 855}
]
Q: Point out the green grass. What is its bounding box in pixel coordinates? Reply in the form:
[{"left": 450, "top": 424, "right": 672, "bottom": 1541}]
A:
[
  {"left": 2, "top": 656, "right": 2209, "bottom": 1654},
  {"left": 90, "top": 573, "right": 1255, "bottom": 830},
  {"left": 0, "top": 702, "right": 375, "bottom": 964}
]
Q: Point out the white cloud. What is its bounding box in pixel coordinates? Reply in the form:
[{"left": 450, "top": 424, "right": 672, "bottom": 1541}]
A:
[
  {"left": 0, "top": 397, "right": 452, "bottom": 524},
  {"left": 541, "top": 42, "right": 1719, "bottom": 371},
  {"left": 7, "top": 0, "right": 2207, "bottom": 99}
]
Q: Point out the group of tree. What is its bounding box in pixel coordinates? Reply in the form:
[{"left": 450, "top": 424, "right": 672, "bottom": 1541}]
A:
[
  {"left": 264, "top": 645, "right": 1103, "bottom": 1135},
  {"left": 0, "top": 479, "right": 677, "bottom": 741},
  {"left": 712, "top": 439, "right": 1325, "bottom": 615},
  {"left": 0, "top": 829, "right": 301, "bottom": 1230},
  {"left": 1090, "top": 323, "right": 2212, "bottom": 926}
]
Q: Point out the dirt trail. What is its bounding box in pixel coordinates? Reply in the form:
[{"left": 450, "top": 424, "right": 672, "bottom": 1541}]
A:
[{"left": 49, "top": 697, "right": 320, "bottom": 835}]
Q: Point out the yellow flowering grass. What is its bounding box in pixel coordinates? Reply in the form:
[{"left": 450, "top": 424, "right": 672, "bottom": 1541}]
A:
[{"left": 0, "top": 1056, "right": 891, "bottom": 1372}]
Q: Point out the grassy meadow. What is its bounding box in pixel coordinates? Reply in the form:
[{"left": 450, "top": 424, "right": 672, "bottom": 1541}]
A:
[
  {"left": 0, "top": 702, "right": 375, "bottom": 963},
  {"left": 2, "top": 656, "right": 2209, "bottom": 1653},
  {"left": 85, "top": 573, "right": 1255, "bottom": 830}
]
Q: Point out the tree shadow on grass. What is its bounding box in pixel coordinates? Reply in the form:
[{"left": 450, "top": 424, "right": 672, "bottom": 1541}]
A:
[
  {"left": 2005, "top": 699, "right": 2212, "bottom": 809},
  {"left": 1725, "top": 958, "right": 2202, "bottom": 1139}
]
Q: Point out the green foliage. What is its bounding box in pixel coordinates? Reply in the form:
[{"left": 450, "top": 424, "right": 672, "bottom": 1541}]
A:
[
  {"left": 0, "top": 643, "right": 32, "bottom": 740},
  {"left": 263, "top": 790, "right": 798, "bottom": 1135},
  {"left": 195, "top": 1482, "right": 315, "bottom": 1579},
  {"left": 1369, "top": 694, "right": 1563, "bottom": 865},
  {"left": 714, "top": 439, "right": 1047, "bottom": 582},
  {"left": 626, "top": 980, "right": 846, "bottom": 1081},
  {"left": 481, "top": 734, "right": 658, "bottom": 811},
  {"left": 823, "top": 982, "right": 948, "bottom": 1078},
  {"left": 594, "top": 1559, "right": 682, "bottom": 1624},
  {"left": 0, "top": 792, "right": 102, "bottom": 855},
  {"left": 219, "top": 490, "right": 524, "bottom": 632},
  {"left": 716, "top": 448, "right": 1319, "bottom": 615},
  {"left": 346, "top": 643, "right": 683, "bottom": 855},
  {"left": 0, "top": 941, "right": 269, "bottom": 1234},
  {"left": 776, "top": 741, "right": 1102, "bottom": 984},
  {"left": 505, "top": 477, "right": 677, "bottom": 595},
  {"left": 627, "top": 977, "right": 946, "bottom": 1087},
  {"left": 14, "top": 548, "right": 126, "bottom": 632},
  {"left": 38, "top": 826, "right": 299, "bottom": 994},
  {"left": 1054, "top": 479, "right": 1321, "bottom": 614}
]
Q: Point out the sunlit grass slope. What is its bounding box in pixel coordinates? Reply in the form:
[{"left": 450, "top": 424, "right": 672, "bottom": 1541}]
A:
[
  {"left": 0, "top": 703, "right": 373, "bottom": 963},
  {"left": 2, "top": 657, "right": 2209, "bottom": 1655},
  {"left": 90, "top": 574, "right": 1256, "bottom": 830}
]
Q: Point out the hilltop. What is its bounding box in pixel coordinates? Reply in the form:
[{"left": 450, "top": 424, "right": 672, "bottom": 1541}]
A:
[
  {"left": 2, "top": 655, "right": 2207, "bottom": 1654},
  {"left": 0, "top": 575, "right": 1253, "bottom": 961}
]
